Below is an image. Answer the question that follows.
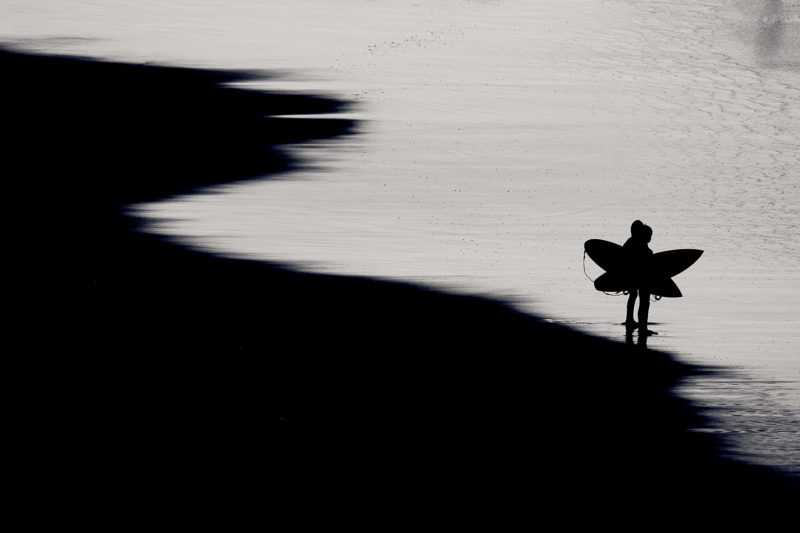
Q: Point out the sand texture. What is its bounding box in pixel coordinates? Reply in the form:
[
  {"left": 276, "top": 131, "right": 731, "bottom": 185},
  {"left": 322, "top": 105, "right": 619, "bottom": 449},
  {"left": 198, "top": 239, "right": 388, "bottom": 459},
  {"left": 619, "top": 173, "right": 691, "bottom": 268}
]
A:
[{"left": 5, "top": 48, "right": 799, "bottom": 525}]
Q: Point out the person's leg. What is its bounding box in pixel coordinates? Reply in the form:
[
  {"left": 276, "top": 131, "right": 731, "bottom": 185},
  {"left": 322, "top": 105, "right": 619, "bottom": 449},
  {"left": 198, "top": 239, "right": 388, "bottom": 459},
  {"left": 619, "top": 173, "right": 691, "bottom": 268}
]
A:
[
  {"left": 626, "top": 290, "right": 637, "bottom": 326},
  {"left": 638, "top": 291, "right": 650, "bottom": 334}
]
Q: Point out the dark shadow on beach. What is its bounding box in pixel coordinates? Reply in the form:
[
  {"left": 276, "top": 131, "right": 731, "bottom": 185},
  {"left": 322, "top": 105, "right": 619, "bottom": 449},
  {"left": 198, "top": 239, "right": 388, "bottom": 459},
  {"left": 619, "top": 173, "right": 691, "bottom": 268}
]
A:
[{"left": 5, "top": 47, "right": 797, "bottom": 524}]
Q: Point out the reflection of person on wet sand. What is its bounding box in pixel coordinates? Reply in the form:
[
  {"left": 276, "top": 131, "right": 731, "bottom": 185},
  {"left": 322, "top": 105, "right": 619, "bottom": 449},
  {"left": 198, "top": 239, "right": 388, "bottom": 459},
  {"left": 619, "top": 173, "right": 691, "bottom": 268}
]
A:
[{"left": 623, "top": 220, "right": 654, "bottom": 335}]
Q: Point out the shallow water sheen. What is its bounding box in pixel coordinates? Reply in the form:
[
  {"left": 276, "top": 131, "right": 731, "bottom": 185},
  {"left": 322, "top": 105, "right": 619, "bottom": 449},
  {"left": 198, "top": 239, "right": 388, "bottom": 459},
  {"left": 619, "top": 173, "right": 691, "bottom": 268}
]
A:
[{"left": 5, "top": 0, "right": 799, "bottom": 475}]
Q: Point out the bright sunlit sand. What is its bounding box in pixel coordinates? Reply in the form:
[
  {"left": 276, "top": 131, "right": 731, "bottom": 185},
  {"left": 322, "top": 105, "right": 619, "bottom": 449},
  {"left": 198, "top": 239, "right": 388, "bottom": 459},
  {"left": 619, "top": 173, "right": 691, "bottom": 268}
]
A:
[{"left": 5, "top": 0, "right": 799, "bottom": 479}]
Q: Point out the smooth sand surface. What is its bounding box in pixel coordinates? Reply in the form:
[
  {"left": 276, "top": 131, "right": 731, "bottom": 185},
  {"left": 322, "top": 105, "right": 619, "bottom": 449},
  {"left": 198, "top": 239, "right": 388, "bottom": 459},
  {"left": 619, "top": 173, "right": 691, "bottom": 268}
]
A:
[
  {"left": 5, "top": 46, "right": 799, "bottom": 525},
  {"left": 4, "top": 0, "right": 799, "bottom": 514},
  {"left": 111, "top": 0, "right": 799, "bottom": 474}
]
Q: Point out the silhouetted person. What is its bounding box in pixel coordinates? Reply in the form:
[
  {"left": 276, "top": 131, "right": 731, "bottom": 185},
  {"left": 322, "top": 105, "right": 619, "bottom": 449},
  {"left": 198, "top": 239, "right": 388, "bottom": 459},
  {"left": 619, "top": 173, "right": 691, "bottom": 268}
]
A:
[{"left": 623, "top": 220, "right": 653, "bottom": 335}]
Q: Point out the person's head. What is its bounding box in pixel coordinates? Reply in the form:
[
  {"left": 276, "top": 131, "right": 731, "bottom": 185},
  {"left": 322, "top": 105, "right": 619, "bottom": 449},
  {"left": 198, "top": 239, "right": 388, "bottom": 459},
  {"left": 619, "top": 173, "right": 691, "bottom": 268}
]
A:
[
  {"left": 631, "top": 220, "right": 644, "bottom": 237},
  {"left": 641, "top": 224, "right": 653, "bottom": 243}
]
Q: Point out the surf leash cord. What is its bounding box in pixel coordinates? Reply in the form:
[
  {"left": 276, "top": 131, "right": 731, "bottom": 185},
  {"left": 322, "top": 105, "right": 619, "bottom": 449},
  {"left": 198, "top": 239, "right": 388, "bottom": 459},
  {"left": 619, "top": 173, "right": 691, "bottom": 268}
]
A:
[{"left": 583, "top": 251, "right": 661, "bottom": 301}]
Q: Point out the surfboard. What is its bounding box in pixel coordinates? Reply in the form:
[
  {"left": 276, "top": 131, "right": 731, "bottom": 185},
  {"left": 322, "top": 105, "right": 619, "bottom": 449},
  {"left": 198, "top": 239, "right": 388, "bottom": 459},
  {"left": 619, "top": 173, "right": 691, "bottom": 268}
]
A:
[
  {"left": 593, "top": 271, "right": 683, "bottom": 297},
  {"left": 584, "top": 239, "right": 625, "bottom": 272},
  {"left": 651, "top": 248, "right": 704, "bottom": 278},
  {"left": 584, "top": 239, "right": 702, "bottom": 298}
]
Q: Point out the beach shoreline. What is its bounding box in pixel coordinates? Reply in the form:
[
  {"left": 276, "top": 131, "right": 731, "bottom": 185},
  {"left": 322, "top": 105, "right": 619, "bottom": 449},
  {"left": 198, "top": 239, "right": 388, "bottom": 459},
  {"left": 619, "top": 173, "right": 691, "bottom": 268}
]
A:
[{"left": 7, "top": 47, "right": 798, "bottom": 522}]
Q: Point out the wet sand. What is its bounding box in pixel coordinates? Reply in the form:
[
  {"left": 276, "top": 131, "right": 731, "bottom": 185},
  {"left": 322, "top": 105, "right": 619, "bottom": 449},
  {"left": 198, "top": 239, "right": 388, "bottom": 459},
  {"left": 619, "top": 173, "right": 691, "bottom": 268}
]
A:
[
  {"left": 7, "top": 48, "right": 799, "bottom": 524},
  {"left": 127, "top": 0, "right": 800, "bottom": 475}
]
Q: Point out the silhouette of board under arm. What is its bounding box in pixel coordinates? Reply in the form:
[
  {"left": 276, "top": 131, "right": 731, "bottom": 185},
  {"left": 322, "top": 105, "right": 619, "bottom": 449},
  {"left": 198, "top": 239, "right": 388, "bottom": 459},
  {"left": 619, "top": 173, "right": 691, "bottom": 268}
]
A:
[{"left": 584, "top": 239, "right": 703, "bottom": 298}]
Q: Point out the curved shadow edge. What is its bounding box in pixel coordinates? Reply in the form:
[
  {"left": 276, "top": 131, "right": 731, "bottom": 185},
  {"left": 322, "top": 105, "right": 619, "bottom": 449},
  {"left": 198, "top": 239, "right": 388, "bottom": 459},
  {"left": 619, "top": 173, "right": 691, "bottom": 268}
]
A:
[{"left": 5, "top": 47, "right": 797, "bottom": 522}]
